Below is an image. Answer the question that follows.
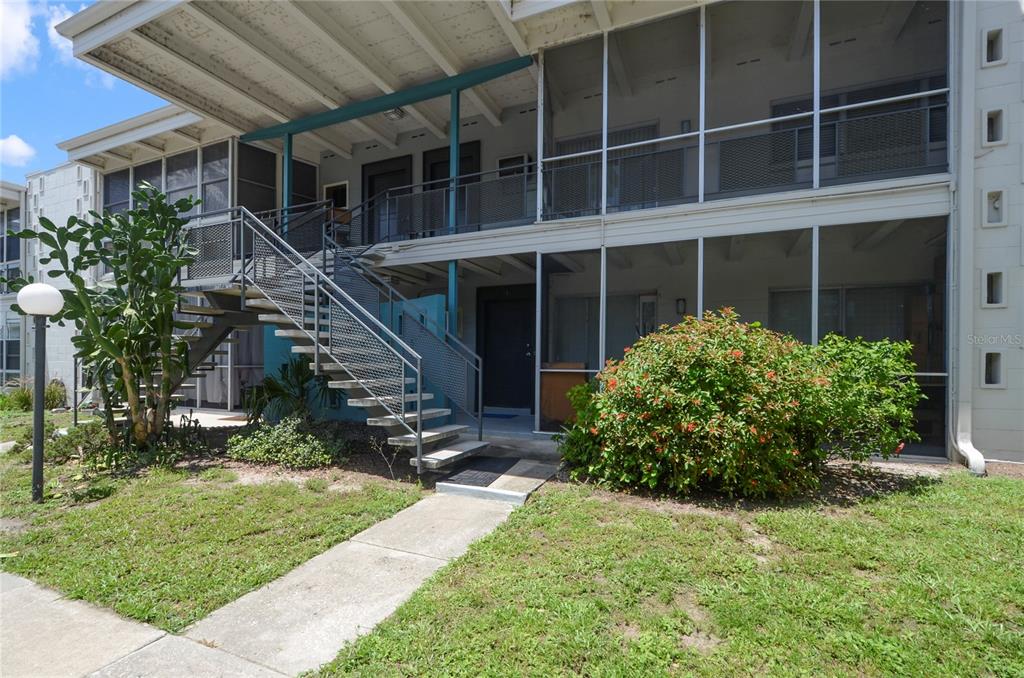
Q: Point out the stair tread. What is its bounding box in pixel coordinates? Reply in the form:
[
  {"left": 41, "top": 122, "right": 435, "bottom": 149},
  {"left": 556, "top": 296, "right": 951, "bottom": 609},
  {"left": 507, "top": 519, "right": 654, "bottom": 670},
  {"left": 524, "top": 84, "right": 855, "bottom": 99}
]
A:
[
  {"left": 388, "top": 424, "right": 467, "bottom": 447},
  {"left": 348, "top": 393, "right": 433, "bottom": 407},
  {"left": 179, "top": 304, "right": 225, "bottom": 316},
  {"left": 410, "top": 440, "right": 490, "bottom": 469},
  {"left": 366, "top": 408, "right": 450, "bottom": 426},
  {"left": 328, "top": 377, "right": 415, "bottom": 389}
]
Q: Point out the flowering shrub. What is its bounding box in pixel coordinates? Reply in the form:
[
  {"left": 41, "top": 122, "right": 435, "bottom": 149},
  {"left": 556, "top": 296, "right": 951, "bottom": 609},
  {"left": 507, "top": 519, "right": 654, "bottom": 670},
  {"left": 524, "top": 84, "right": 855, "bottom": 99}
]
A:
[{"left": 558, "top": 308, "right": 920, "bottom": 499}]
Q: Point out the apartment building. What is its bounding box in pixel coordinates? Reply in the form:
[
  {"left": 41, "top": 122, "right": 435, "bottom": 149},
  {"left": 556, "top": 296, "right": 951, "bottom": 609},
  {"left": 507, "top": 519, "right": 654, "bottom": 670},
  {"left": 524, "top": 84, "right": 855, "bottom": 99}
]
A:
[
  {"left": 0, "top": 181, "right": 26, "bottom": 386},
  {"left": 50, "top": 0, "right": 1022, "bottom": 467}
]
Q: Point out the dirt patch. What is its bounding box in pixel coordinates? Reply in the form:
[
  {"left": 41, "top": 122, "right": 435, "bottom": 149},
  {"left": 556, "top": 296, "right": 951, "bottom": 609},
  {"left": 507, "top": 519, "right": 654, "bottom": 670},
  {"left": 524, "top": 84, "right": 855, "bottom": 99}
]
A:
[
  {"left": 680, "top": 629, "right": 722, "bottom": 654},
  {"left": 986, "top": 462, "right": 1024, "bottom": 479},
  {"left": 616, "top": 622, "right": 641, "bottom": 640},
  {"left": 177, "top": 458, "right": 417, "bottom": 494},
  {"left": 0, "top": 517, "right": 27, "bottom": 535},
  {"left": 739, "top": 524, "right": 773, "bottom": 564}
]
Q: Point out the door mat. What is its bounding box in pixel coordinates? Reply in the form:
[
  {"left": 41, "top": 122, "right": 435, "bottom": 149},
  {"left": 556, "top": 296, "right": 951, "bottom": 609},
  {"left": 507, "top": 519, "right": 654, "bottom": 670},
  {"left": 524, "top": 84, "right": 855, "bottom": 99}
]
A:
[{"left": 440, "top": 456, "right": 518, "bottom": 487}]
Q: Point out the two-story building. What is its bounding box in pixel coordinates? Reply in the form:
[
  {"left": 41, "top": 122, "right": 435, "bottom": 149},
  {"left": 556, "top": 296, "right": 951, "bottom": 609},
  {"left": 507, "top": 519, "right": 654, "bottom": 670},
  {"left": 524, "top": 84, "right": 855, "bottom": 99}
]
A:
[
  {"left": 1, "top": 181, "right": 27, "bottom": 387},
  {"left": 50, "top": 0, "right": 1023, "bottom": 467}
]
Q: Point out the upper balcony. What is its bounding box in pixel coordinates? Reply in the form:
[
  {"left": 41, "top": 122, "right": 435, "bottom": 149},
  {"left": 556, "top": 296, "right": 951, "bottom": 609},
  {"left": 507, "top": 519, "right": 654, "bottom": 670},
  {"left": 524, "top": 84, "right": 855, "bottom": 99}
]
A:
[{"left": 336, "top": 0, "right": 950, "bottom": 247}]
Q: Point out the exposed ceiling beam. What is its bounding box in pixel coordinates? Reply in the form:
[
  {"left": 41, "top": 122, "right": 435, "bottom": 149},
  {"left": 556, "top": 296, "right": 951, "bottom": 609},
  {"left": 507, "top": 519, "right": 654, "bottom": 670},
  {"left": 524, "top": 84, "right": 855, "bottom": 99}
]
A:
[
  {"left": 382, "top": 1, "right": 504, "bottom": 127},
  {"left": 661, "top": 242, "right": 687, "bottom": 267},
  {"left": 104, "top": 148, "right": 134, "bottom": 163},
  {"left": 379, "top": 266, "right": 430, "bottom": 284},
  {"left": 551, "top": 253, "right": 583, "bottom": 273},
  {"left": 132, "top": 138, "right": 165, "bottom": 154},
  {"left": 170, "top": 127, "right": 201, "bottom": 144},
  {"left": 486, "top": 1, "right": 534, "bottom": 62},
  {"left": 786, "top": 229, "right": 811, "bottom": 258},
  {"left": 498, "top": 254, "right": 535, "bottom": 274},
  {"left": 407, "top": 262, "right": 452, "bottom": 278},
  {"left": 77, "top": 156, "right": 107, "bottom": 171},
  {"left": 854, "top": 220, "right": 904, "bottom": 251},
  {"left": 726, "top": 236, "right": 745, "bottom": 262},
  {"left": 883, "top": 0, "right": 917, "bottom": 43},
  {"left": 131, "top": 27, "right": 353, "bottom": 158},
  {"left": 282, "top": 2, "right": 446, "bottom": 139},
  {"left": 460, "top": 258, "right": 503, "bottom": 279},
  {"left": 788, "top": 1, "right": 813, "bottom": 62},
  {"left": 184, "top": 3, "right": 397, "bottom": 150},
  {"left": 591, "top": 1, "right": 612, "bottom": 30}
]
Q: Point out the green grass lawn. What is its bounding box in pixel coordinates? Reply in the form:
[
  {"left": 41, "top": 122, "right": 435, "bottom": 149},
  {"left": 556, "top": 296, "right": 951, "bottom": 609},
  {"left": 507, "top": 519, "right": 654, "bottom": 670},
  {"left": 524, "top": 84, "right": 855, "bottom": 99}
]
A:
[
  {"left": 0, "top": 459, "right": 421, "bottom": 632},
  {"left": 0, "top": 410, "right": 92, "bottom": 443},
  {"left": 321, "top": 470, "right": 1024, "bottom": 677}
]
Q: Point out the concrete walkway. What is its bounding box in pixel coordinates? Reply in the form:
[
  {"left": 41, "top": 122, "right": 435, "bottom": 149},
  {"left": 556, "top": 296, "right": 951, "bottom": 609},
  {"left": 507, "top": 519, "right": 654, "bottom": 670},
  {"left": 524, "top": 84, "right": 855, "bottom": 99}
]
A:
[{"left": 1, "top": 494, "right": 514, "bottom": 677}]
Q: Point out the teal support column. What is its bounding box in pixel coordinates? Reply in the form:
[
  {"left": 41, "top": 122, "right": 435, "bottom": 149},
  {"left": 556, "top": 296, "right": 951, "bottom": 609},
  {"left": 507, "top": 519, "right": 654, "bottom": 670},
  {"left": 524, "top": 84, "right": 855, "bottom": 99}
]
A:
[
  {"left": 447, "top": 89, "right": 460, "bottom": 334},
  {"left": 282, "top": 132, "right": 293, "bottom": 230}
]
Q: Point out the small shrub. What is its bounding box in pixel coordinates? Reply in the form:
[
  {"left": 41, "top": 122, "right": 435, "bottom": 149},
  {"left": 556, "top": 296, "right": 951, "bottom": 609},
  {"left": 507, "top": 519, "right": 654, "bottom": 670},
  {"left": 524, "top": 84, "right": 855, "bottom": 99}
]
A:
[
  {"left": 46, "top": 421, "right": 114, "bottom": 466},
  {"left": 6, "top": 385, "right": 32, "bottom": 412},
  {"left": 227, "top": 417, "right": 345, "bottom": 470},
  {"left": 304, "top": 477, "right": 329, "bottom": 493},
  {"left": 558, "top": 309, "right": 921, "bottom": 499},
  {"left": 0, "top": 392, "right": 12, "bottom": 411},
  {"left": 44, "top": 380, "right": 68, "bottom": 410}
]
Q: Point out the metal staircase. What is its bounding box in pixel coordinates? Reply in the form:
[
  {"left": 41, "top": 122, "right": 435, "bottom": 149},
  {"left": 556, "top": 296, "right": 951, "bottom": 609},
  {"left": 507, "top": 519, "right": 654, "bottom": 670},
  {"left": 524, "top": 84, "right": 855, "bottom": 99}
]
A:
[{"left": 176, "top": 202, "right": 488, "bottom": 472}]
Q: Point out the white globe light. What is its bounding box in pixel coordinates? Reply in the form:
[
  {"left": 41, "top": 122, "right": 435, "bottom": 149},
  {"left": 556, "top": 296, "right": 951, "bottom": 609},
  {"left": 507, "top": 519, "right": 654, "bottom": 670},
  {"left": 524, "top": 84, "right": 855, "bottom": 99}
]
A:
[{"left": 17, "top": 283, "right": 65, "bottom": 316}]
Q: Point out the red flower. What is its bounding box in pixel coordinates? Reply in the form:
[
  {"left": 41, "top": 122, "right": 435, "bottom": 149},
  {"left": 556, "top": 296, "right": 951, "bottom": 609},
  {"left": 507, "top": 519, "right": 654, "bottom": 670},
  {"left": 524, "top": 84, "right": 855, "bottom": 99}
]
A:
[
  {"left": 759, "top": 436, "right": 766, "bottom": 444},
  {"left": 731, "top": 349, "right": 744, "bottom": 359},
  {"left": 686, "top": 422, "right": 697, "bottom": 432},
  {"left": 617, "top": 412, "right": 627, "bottom": 421},
  {"left": 589, "top": 427, "right": 599, "bottom": 435},
  {"left": 766, "top": 370, "right": 776, "bottom": 380},
  {"left": 607, "top": 378, "right": 618, "bottom": 390},
  {"left": 634, "top": 386, "right": 643, "bottom": 397}
]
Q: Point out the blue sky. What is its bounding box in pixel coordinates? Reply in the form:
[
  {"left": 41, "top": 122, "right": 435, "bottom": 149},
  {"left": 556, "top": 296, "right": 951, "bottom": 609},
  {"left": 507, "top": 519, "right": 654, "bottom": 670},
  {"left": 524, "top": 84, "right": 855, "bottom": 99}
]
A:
[{"left": 0, "top": 0, "right": 166, "bottom": 186}]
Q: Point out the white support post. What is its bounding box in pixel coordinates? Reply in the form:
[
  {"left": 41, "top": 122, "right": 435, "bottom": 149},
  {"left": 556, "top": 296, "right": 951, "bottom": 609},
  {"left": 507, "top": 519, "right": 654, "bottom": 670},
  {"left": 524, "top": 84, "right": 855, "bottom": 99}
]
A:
[
  {"left": 534, "top": 251, "right": 542, "bottom": 432},
  {"left": 811, "top": 226, "right": 819, "bottom": 344},
  {"left": 227, "top": 335, "right": 235, "bottom": 412},
  {"left": 698, "top": 4, "right": 707, "bottom": 203},
  {"left": 696, "top": 236, "right": 704, "bottom": 316},
  {"left": 812, "top": 0, "right": 821, "bottom": 189},
  {"left": 601, "top": 32, "right": 609, "bottom": 216},
  {"left": 599, "top": 245, "right": 607, "bottom": 367},
  {"left": 536, "top": 50, "right": 545, "bottom": 222}
]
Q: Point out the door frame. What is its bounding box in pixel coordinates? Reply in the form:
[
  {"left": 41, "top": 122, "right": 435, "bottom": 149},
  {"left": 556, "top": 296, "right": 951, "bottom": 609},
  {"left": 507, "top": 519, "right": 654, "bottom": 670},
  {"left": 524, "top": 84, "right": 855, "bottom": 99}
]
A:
[{"left": 476, "top": 283, "right": 536, "bottom": 412}]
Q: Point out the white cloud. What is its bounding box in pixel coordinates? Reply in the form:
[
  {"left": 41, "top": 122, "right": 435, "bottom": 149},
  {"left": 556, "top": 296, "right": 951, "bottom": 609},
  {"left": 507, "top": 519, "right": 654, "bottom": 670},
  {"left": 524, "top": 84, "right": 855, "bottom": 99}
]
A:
[
  {"left": 47, "top": 3, "right": 116, "bottom": 89},
  {"left": 0, "top": 135, "right": 37, "bottom": 168},
  {"left": 0, "top": 1, "right": 40, "bottom": 80}
]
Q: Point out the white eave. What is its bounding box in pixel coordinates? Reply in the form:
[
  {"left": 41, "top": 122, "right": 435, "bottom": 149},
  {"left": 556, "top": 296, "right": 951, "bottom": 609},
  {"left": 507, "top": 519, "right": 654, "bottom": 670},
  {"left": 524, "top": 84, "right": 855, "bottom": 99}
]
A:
[
  {"left": 54, "top": 0, "right": 704, "bottom": 159},
  {"left": 1, "top": 181, "right": 25, "bottom": 208}
]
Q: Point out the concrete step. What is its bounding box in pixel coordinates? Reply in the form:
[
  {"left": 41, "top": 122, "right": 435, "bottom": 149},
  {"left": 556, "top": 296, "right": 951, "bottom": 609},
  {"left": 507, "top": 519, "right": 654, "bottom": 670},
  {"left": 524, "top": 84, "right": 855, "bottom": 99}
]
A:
[
  {"left": 388, "top": 424, "right": 467, "bottom": 448},
  {"left": 328, "top": 377, "right": 414, "bottom": 389},
  {"left": 411, "top": 440, "right": 490, "bottom": 470},
  {"left": 275, "top": 329, "right": 330, "bottom": 341},
  {"left": 179, "top": 303, "right": 226, "bottom": 316},
  {"left": 366, "top": 408, "right": 450, "bottom": 427},
  {"left": 258, "top": 313, "right": 301, "bottom": 325},
  {"left": 176, "top": 319, "right": 214, "bottom": 330},
  {"left": 435, "top": 458, "right": 558, "bottom": 505},
  {"left": 182, "top": 285, "right": 264, "bottom": 299},
  {"left": 242, "top": 298, "right": 280, "bottom": 311},
  {"left": 348, "top": 393, "right": 433, "bottom": 408}
]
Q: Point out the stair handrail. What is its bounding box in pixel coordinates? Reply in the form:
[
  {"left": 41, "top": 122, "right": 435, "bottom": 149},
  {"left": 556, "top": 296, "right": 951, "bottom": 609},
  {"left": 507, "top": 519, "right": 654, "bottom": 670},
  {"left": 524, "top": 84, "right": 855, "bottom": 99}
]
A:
[
  {"left": 185, "top": 205, "right": 426, "bottom": 467},
  {"left": 326, "top": 231, "right": 484, "bottom": 441}
]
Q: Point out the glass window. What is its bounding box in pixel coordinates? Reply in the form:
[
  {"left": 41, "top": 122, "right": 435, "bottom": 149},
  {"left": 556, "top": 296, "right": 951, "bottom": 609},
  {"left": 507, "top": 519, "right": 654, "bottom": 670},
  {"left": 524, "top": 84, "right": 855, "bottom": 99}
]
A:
[
  {"left": 4, "top": 208, "right": 20, "bottom": 263},
  {"left": 201, "top": 142, "right": 230, "bottom": 213},
  {"left": 4, "top": 320, "right": 20, "bottom": 378},
  {"left": 103, "top": 169, "right": 130, "bottom": 214},
  {"left": 324, "top": 182, "right": 348, "bottom": 209}
]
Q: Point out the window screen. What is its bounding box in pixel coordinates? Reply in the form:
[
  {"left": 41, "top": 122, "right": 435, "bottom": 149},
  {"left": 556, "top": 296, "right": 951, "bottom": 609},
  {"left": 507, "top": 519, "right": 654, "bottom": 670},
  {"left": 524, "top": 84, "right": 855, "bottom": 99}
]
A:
[
  {"left": 166, "top": 150, "right": 198, "bottom": 215},
  {"left": 238, "top": 143, "right": 276, "bottom": 214},
  {"left": 103, "top": 169, "right": 130, "bottom": 214},
  {"left": 291, "top": 159, "right": 317, "bottom": 206},
  {"left": 134, "top": 160, "right": 162, "bottom": 192},
  {"left": 201, "top": 142, "right": 230, "bottom": 213}
]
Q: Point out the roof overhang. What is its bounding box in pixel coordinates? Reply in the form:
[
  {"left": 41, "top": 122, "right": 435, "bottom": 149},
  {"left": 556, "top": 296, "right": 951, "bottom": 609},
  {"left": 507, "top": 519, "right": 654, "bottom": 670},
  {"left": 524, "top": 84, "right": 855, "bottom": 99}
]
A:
[
  {"left": 55, "top": 1, "right": 704, "bottom": 156},
  {"left": 1, "top": 181, "right": 25, "bottom": 209}
]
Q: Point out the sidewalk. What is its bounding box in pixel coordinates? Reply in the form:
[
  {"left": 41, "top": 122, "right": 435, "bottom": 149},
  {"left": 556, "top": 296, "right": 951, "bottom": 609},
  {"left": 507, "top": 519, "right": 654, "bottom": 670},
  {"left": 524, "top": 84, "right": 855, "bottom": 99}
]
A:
[{"left": 1, "top": 494, "right": 515, "bottom": 677}]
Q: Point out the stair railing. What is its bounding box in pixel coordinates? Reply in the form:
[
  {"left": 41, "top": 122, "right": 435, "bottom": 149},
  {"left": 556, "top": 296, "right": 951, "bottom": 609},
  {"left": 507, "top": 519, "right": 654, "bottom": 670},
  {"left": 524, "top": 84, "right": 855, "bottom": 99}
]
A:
[{"left": 182, "top": 205, "right": 426, "bottom": 470}]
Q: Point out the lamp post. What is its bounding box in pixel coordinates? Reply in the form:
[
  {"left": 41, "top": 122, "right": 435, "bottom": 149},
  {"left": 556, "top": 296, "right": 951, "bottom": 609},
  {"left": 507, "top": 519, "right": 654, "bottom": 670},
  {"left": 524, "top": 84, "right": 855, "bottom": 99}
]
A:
[{"left": 17, "top": 283, "right": 65, "bottom": 503}]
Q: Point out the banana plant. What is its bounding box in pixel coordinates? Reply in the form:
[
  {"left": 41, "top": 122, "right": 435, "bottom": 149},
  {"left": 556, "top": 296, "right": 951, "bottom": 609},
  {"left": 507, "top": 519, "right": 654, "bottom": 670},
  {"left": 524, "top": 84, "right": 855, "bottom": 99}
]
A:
[{"left": 1, "top": 183, "right": 198, "bottom": 451}]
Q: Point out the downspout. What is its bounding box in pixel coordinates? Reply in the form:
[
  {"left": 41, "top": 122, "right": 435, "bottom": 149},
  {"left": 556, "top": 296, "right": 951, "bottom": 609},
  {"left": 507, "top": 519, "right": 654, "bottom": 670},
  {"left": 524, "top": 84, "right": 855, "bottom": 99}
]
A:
[{"left": 949, "top": 0, "right": 986, "bottom": 476}]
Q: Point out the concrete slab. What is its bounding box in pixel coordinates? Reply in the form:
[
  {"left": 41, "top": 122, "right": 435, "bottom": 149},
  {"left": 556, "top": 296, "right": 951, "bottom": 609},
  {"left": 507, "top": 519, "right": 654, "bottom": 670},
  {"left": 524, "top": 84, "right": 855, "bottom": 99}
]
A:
[
  {"left": 351, "top": 494, "right": 514, "bottom": 561},
  {"left": 184, "top": 540, "right": 445, "bottom": 675},
  {"left": 0, "top": 571, "right": 34, "bottom": 593},
  {"left": 436, "top": 459, "right": 559, "bottom": 505},
  {"left": 1, "top": 575, "right": 165, "bottom": 678},
  {"left": 89, "top": 635, "right": 283, "bottom": 678},
  {"left": 0, "top": 440, "right": 16, "bottom": 453}
]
